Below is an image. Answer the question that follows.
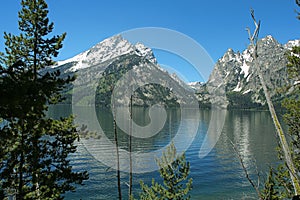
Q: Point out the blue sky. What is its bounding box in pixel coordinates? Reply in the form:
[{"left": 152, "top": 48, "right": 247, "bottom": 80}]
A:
[{"left": 0, "top": 1, "right": 299, "bottom": 82}]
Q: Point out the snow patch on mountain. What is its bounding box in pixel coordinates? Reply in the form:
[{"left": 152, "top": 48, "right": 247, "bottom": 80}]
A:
[
  {"left": 262, "top": 35, "right": 277, "bottom": 44},
  {"left": 243, "top": 89, "right": 251, "bottom": 94},
  {"left": 233, "top": 81, "right": 242, "bottom": 92},
  {"left": 188, "top": 81, "right": 204, "bottom": 89},
  {"left": 56, "top": 51, "right": 88, "bottom": 68},
  {"left": 135, "top": 43, "right": 157, "bottom": 64},
  {"left": 284, "top": 39, "right": 300, "bottom": 50},
  {"left": 240, "top": 61, "right": 250, "bottom": 77},
  {"left": 242, "top": 49, "right": 253, "bottom": 62},
  {"left": 54, "top": 35, "right": 157, "bottom": 72},
  {"left": 188, "top": 81, "right": 203, "bottom": 86}
]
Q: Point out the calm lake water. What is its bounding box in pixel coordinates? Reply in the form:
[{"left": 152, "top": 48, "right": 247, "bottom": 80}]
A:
[{"left": 47, "top": 105, "right": 281, "bottom": 200}]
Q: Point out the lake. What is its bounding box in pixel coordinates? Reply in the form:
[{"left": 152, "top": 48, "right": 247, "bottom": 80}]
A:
[{"left": 47, "top": 105, "right": 281, "bottom": 199}]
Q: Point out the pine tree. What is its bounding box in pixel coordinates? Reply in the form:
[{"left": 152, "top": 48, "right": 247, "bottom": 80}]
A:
[
  {"left": 284, "top": 45, "right": 300, "bottom": 171},
  {"left": 139, "top": 143, "right": 192, "bottom": 200},
  {"left": 279, "top": 3, "right": 300, "bottom": 197},
  {"left": 0, "top": 0, "right": 88, "bottom": 199},
  {"left": 274, "top": 45, "right": 300, "bottom": 198},
  {"left": 261, "top": 168, "right": 280, "bottom": 200}
]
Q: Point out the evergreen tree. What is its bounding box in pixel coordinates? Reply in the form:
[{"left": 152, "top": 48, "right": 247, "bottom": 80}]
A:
[
  {"left": 0, "top": 0, "right": 88, "bottom": 199},
  {"left": 284, "top": 45, "right": 300, "bottom": 171},
  {"left": 261, "top": 168, "right": 280, "bottom": 200},
  {"left": 139, "top": 143, "right": 192, "bottom": 200},
  {"left": 274, "top": 44, "right": 300, "bottom": 198}
]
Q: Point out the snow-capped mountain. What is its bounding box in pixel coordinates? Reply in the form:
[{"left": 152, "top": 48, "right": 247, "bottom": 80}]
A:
[
  {"left": 53, "top": 35, "right": 156, "bottom": 72},
  {"left": 187, "top": 81, "right": 204, "bottom": 90},
  {"left": 49, "top": 34, "right": 298, "bottom": 109},
  {"left": 197, "top": 35, "right": 299, "bottom": 109},
  {"left": 51, "top": 35, "right": 194, "bottom": 106}
]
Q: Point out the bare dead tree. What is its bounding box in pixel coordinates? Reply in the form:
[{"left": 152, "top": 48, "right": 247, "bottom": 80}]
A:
[
  {"left": 112, "top": 85, "right": 122, "bottom": 200},
  {"left": 230, "top": 141, "right": 263, "bottom": 199},
  {"left": 246, "top": 8, "right": 300, "bottom": 195},
  {"left": 128, "top": 90, "right": 133, "bottom": 199}
]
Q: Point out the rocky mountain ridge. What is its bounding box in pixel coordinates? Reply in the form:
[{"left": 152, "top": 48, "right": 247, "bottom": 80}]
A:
[
  {"left": 52, "top": 35, "right": 157, "bottom": 72},
  {"left": 50, "top": 34, "right": 299, "bottom": 109},
  {"left": 196, "top": 35, "right": 299, "bottom": 109}
]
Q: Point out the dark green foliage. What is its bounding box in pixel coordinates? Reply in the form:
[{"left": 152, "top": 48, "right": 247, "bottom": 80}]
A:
[
  {"left": 0, "top": 187, "right": 4, "bottom": 200},
  {"left": 260, "top": 163, "right": 295, "bottom": 199},
  {"left": 286, "top": 46, "right": 300, "bottom": 82},
  {"left": 95, "top": 55, "right": 136, "bottom": 106},
  {"left": 139, "top": 143, "right": 192, "bottom": 200},
  {"left": 0, "top": 116, "right": 88, "bottom": 199},
  {"left": 277, "top": 45, "right": 300, "bottom": 196},
  {"left": 95, "top": 54, "right": 179, "bottom": 108},
  {"left": 261, "top": 168, "right": 280, "bottom": 200},
  {"left": 227, "top": 91, "right": 262, "bottom": 109},
  {"left": 4, "top": 0, "right": 65, "bottom": 72},
  {"left": 133, "top": 83, "right": 180, "bottom": 107},
  {"left": 283, "top": 98, "right": 300, "bottom": 169},
  {"left": 0, "top": 0, "right": 88, "bottom": 199},
  {"left": 195, "top": 85, "right": 212, "bottom": 109},
  {"left": 275, "top": 164, "right": 294, "bottom": 198},
  {"left": 297, "top": 0, "right": 300, "bottom": 22}
]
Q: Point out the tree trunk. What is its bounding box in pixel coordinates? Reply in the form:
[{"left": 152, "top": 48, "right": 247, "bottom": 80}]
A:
[
  {"left": 247, "top": 9, "right": 300, "bottom": 194},
  {"left": 18, "top": 123, "right": 25, "bottom": 200},
  {"left": 112, "top": 90, "right": 122, "bottom": 200},
  {"left": 128, "top": 95, "right": 133, "bottom": 199},
  {"left": 253, "top": 53, "right": 300, "bottom": 194}
]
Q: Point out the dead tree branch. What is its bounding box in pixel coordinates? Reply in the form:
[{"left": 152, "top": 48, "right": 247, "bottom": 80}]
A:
[
  {"left": 246, "top": 9, "right": 300, "bottom": 195},
  {"left": 230, "top": 140, "right": 263, "bottom": 199}
]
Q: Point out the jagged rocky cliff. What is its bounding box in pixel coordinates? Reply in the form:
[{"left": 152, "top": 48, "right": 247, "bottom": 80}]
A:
[{"left": 195, "top": 35, "right": 299, "bottom": 109}]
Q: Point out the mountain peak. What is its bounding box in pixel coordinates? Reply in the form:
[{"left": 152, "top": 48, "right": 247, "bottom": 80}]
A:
[
  {"left": 134, "top": 42, "right": 157, "bottom": 64},
  {"left": 262, "top": 35, "right": 275, "bottom": 41},
  {"left": 259, "top": 35, "right": 280, "bottom": 48},
  {"left": 284, "top": 39, "right": 300, "bottom": 50},
  {"left": 56, "top": 35, "right": 156, "bottom": 71},
  {"left": 219, "top": 48, "right": 238, "bottom": 62},
  {"left": 90, "top": 34, "right": 132, "bottom": 53},
  {"left": 202, "top": 35, "right": 294, "bottom": 108}
]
